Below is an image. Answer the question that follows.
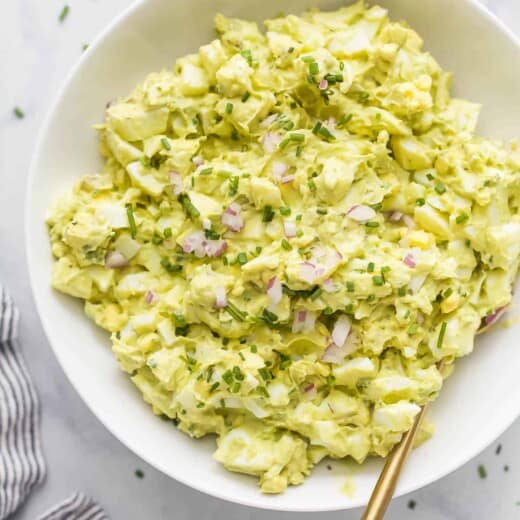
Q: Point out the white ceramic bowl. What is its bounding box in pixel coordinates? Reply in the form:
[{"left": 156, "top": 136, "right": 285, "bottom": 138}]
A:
[{"left": 26, "top": 0, "right": 520, "bottom": 511}]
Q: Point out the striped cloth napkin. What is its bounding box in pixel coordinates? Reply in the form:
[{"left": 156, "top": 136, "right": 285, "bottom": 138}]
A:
[{"left": 0, "top": 286, "right": 108, "bottom": 519}]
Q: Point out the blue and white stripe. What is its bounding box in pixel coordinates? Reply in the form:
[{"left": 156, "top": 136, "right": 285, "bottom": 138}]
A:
[{"left": 0, "top": 286, "right": 108, "bottom": 519}]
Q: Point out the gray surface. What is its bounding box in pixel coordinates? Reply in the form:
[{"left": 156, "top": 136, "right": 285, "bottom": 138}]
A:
[{"left": 1, "top": 1, "right": 520, "bottom": 518}]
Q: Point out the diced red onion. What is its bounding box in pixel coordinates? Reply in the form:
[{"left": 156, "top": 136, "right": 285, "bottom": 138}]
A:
[
  {"left": 267, "top": 277, "right": 282, "bottom": 307},
  {"left": 331, "top": 314, "right": 352, "bottom": 347},
  {"left": 303, "top": 383, "right": 317, "bottom": 401},
  {"left": 484, "top": 306, "right": 507, "bottom": 326},
  {"left": 144, "top": 291, "right": 157, "bottom": 305},
  {"left": 272, "top": 161, "right": 289, "bottom": 180},
  {"left": 169, "top": 171, "right": 183, "bottom": 195},
  {"left": 204, "top": 240, "right": 228, "bottom": 258},
  {"left": 292, "top": 310, "right": 316, "bottom": 333},
  {"left": 322, "top": 278, "right": 336, "bottom": 293},
  {"left": 321, "top": 343, "right": 346, "bottom": 364},
  {"left": 215, "top": 287, "right": 227, "bottom": 309},
  {"left": 403, "top": 253, "right": 417, "bottom": 268},
  {"left": 222, "top": 204, "right": 244, "bottom": 232},
  {"left": 105, "top": 251, "right": 129, "bottom": 269},
  {"left": 347, "top": 205, "right": 376, "bottom": 223},
  {"left": 183, "top": 232, "right": 227, "bottom": 258},
  {"left": 319, "top": 79, "right": 328, "bottom": 90},
  {"left": 192, "top": 156, "right": 204, "bottom": 167},
  {"left": 263, "top": 132, "right": 282, "bottom": 153},
  {"left": 389, "top": 211, "right": 403, "bottom": 222},
  {"left": 284, "top": 221, "right": 297, "bottom": 238},
  {"left": 402, "top": 215, "right": 416, "bottom": 229},
  {"left": 281, "top": 174, "right": 295, "bottom": 184}
]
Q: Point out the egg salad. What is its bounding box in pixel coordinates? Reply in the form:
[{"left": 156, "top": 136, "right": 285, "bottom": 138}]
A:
[{"left": 46, "top": 1, "right": 520, "bottom": 493}]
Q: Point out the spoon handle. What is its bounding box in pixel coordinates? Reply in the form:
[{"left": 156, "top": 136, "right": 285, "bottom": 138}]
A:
[{"left": 361, "top": 403, "right": 429, "bottom": 520}]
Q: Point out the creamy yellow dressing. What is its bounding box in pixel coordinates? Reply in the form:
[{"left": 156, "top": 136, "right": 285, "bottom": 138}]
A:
[{"left": 47, "top": 1, "right": 520, "bottom": 493}]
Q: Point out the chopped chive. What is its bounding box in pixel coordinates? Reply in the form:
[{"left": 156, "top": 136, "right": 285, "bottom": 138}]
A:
[
  {"left": 163, "top": 227, "right": 172, "bottom": 238},
  {"left": 152, "top": 234, "right": 163, "bottom": 245},
  {"left": 338, "top": 113, "right": 353, "bottom": 127},
  {"left": 296, "top": 145, "right": 304, "bottom": 157},
  {"left": 295, "top": 214, "right": 302, "bottom": 221},
  {"left": 255, "top": 246, "right": 263, "bottom": 255},
  {"left": 367, "top": 294, "right": 376, "bottom": 303},
  {"left": 435, "top": 182, "right": 447, "bottom": 194},
  {"left": 416, "top": 198, "right": 426, "bottom": 206},
  {"left": 258, "top": 367, "right": 272, "bottom": 381},
  {"left": 366, "top": 221, "right": 380, "bottom": 228},
  {"left": 367, "top": 262, "right": 375, "bottom": 273},
  {"left": 225, "top": 102, "right": 234, "bottom": 114},
  {"left": 372, "top": 275, "right": 384, "bottom": 286},
  {"left": 224, "top": 302, "right": 246, "bottom": 322},
  {"left": 478, "top": 464, "right": 487, "bottom": 479},
  {"left": 230, "top": 129, "right": 239, "bottom": 141},
  {"left": 13, "top": 107, "right": 25, "bottom": 119},
  {"left": 58, "top": 4, "right": 69, "bottom": 22},
  {"left": 289, "top": 132, "right": 305, "bottom": 142},
  {"left": 278, "top": 138, "right": 290, "bottom": 149},
  {"left": 288, "top": 47, "right": 295, "bottom": 53},
  {"left": 426, "top": 173, "right": 434, "bottom": 181},
  {"left": 222, "top": 370, "right": 233, "bottom": 385},
  {"left": 161, "top": 137, "right": 171, "bottom": 150},
  {"left": 316, "top": 207, "right": 328, "bottom": 215},
  {"left": 240, "top": 49, "right": 253, "bottom": 66},
  {"left": 283, "top": 120, "right": 295, "bottom": 131},
  {"left": 178, "top": 193, "right": 200, "bottom": 218},
  {"left": 301, "top": 55, "right": 315, "bottom": 63},
  {"left": 407, "top": 323, "right": 419, "bottom": 336},
  {"left": 339, "top": 61, "right": 345, "bottom": 71},
  {"left": 398, "top": 286, "right": 407, "bottom": 296},
  {"left": 310, "top": 287, "right": 322, "bottom": 300},
  {"left": 456, "top": 212, "right": 469, "bottom": 224},
  {"left": 443, "top": 287, "right": 453, "bottom": 298},
  {"left": 262, "top": 205, "right": 275, "bottom": 222},
  {"left": 346, "top": 281, "right": 355, "bottom": 292},
  {"left": 308, "top": 179, "right": 316, "bottom": 191},
  {"left": 236, "top": 252, "right": 248, "bottom": 265},
  {"left": 125, "top": 203, "right": 137, "bottom": 238},
  {"left": 437, "top": 321, "right": 447, "bottom": 349},
  {"left": 318, "top": 126, "right": 335, "bottom": 140},
  {"left": 280, "top": 206, "right": 291, "bottom": 216},
  {"left": 281, "top": 239, "right": 292, "bottom": 251},
  {"left": 199, "top": 167, "right": 213, "bottom": 175},
  {"left": 309, "top": 62, "right": 319, "bottom": 75},
  {"left": 250, "top": 344, "right": 258, "bottom": 353},
  {"left": 241, "top": 91, "right": 251, "bottom": 102},
  {"left": 323, "top": 306, "right": 334, "bottom": 315},
  {"left": 312, "top": 121, "right": 322, "bottom": 134},
  {"left": 228, "top": 175, "right": 239, "bottom": 196},
  {"left": 209, "top": 382, "right": 220, "bottom": 393},
  {"left": 262, "top": 308, "right": 279, "bottom": 323},
  {"left": 296, "top": 229, "right": 304, "bottom": 237}
]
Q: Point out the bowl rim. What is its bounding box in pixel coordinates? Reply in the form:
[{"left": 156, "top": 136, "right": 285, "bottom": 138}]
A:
[{"left": 25, "top": 0, "right": 520, "bottom": 511}]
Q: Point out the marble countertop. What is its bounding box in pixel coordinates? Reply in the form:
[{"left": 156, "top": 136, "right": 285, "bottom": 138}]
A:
[{"left": 1, "top": 1, "right": 520, "bottom": 518}]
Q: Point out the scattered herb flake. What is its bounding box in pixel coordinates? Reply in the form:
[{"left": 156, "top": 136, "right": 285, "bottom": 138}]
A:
[
  {"left": 58, "top": 4, "right": 69, "bottom": 22},
  {"left": 13, "top": 107, "right": 25, "bottom": 119},
  {"left": 135, "top": 469, "right": 144, "bottom": 479},
  {"left": 478, "top": 464, "right": 487, "bottom": 479}
]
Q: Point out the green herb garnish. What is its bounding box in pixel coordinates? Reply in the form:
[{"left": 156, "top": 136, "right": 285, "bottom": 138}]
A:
[{"left": 125, "top": 203, "right": 137, "bottom": 238}]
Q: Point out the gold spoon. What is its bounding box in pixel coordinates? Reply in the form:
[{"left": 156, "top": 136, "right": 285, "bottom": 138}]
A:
[{"left": 362, "top": 359, "right": 447, "bottom": 520}]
